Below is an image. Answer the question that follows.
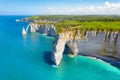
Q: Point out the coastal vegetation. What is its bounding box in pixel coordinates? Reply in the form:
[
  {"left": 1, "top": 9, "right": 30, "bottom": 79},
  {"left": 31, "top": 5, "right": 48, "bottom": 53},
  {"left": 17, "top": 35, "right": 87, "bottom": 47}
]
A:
[{"left": 27, "top": 15, "right": 120, "bottom": 33}]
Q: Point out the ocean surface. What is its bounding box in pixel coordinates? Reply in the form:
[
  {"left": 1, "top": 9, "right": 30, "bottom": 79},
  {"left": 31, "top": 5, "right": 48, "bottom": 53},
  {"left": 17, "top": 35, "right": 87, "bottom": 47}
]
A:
[{"left": 0, "top": 16, "right": 120, "bottom": 80}]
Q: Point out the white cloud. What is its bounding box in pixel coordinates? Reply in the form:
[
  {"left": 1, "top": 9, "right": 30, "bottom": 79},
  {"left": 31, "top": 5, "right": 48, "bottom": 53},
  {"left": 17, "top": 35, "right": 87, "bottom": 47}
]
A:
[{"left": 47, "top": 1, "right": 120, "bottom": 15}]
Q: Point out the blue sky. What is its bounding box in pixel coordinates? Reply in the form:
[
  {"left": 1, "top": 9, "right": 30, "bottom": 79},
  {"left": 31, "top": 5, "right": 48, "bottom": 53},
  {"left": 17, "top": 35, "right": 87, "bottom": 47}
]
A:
[{"left": 0, "top": 0, "right": 120, "bottom": 15}]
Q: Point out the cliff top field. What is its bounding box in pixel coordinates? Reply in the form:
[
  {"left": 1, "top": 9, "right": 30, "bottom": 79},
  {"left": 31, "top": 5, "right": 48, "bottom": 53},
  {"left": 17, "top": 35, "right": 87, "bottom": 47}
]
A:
[{"left": 27, "top": 15, "right": 120, "bottom": 33}]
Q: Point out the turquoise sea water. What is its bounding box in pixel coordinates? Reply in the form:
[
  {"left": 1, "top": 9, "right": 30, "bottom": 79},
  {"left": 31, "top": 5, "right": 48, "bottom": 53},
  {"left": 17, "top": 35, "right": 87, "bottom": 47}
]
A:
[{"left": 0, "top": 16, "right": 120, "bottom": 80}]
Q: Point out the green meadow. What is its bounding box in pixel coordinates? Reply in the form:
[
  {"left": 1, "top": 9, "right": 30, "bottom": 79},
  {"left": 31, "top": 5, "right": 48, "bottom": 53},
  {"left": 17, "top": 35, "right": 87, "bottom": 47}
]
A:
[{"left": 28, "top": 15, "right": 120, "bottom": 33}]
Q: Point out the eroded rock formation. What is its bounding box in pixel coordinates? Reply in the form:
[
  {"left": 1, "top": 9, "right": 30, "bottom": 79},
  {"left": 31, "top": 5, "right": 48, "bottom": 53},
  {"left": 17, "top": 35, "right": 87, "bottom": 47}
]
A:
[
  {"left": 24, "top": 23, "right": 120, "bottom": 66},
  {"left": 51, "top": 29, "right": 120, "bottom": 66},
  {"left": 23, "top": 23, "right": 56, "bottom": 36}
]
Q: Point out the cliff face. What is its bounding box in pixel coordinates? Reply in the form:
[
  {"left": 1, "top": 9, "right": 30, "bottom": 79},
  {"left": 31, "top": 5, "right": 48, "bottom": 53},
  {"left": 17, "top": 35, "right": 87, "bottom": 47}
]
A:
[
  {"left": 51, "top": 30, "right": 80, "bottom": 65},
  {"left": 51, "top": 32, "right": 79, "bottom": 65},
  {"left": 51, "top": 34, "right": 67, "bottom": 65},
  {"left": 26, "top": 23, "right": 120, "bottom": 67},
  {"left": 26, "top": 23, "right": 56, "bottom": 36},
  {"left": 51, "top": 29, "right": 120, "bottom": 66}
]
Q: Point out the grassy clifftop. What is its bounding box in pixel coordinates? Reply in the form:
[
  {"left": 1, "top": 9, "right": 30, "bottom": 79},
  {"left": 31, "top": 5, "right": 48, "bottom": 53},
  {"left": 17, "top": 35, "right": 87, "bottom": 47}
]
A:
[{"left": 27, "top": 15, "right": 120, "bottom": 33}]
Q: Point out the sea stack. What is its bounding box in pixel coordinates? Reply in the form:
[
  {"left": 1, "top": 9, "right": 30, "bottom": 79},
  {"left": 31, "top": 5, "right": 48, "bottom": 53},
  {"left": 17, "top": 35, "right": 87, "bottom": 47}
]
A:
[{"left": 22, "top": 27, "right": 27, "bottom": 35}]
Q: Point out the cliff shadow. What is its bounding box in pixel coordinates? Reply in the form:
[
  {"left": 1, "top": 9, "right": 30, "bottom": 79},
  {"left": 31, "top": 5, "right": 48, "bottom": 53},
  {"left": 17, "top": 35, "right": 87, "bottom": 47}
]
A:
[{"left": 43, "top": 51, "right": 54, "bottom": 65}]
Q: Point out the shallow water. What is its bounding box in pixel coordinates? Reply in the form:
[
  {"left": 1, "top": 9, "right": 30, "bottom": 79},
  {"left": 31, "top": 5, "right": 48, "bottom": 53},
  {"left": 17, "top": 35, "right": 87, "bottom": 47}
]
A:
[{"left": 0, "top": 16, "right": 120, "bottom": 80}]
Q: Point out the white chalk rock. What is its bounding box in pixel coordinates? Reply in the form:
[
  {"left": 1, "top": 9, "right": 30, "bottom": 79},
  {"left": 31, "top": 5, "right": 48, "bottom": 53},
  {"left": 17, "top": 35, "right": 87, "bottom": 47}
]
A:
[{"left": 22, "top": 27, "right": 27, "bottom": 35}]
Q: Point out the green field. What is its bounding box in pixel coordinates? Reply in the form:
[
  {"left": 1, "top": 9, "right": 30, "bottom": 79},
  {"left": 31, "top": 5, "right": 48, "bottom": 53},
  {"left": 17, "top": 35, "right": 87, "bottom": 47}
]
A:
[{"left": 27, "top": 15, "right": 120, "bottom": 33}]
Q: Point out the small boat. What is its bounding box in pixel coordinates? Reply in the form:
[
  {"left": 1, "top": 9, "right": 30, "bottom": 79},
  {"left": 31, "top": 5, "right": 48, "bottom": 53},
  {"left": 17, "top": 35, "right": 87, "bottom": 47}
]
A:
[
  {"left": 16, "top": 19, "right": 20, "bottom": 22},
  {"left": 22, "top": 27, "right": 27, "bottom": 35}
]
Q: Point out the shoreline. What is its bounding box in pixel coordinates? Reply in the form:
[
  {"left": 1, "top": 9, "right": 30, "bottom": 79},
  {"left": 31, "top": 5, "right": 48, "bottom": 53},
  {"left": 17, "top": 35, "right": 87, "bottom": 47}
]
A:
[{"left": 78, "top": 53, "right": 120, "bottom": 69}]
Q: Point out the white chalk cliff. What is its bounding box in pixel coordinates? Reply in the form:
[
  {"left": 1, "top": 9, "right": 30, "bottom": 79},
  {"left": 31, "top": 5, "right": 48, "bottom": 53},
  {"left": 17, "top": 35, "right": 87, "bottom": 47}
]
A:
[
  {"left": 51, "top": 31, "right": 80, "bottom": 65},
  {"left": 23, "top": 23, "right": 120, "bottom": 66},
  {"left": 51, "top": 29, "right": 119, "bottom": 66},
  {"left": 23, "top": 23, "right": 56, "bottom": 36}
]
